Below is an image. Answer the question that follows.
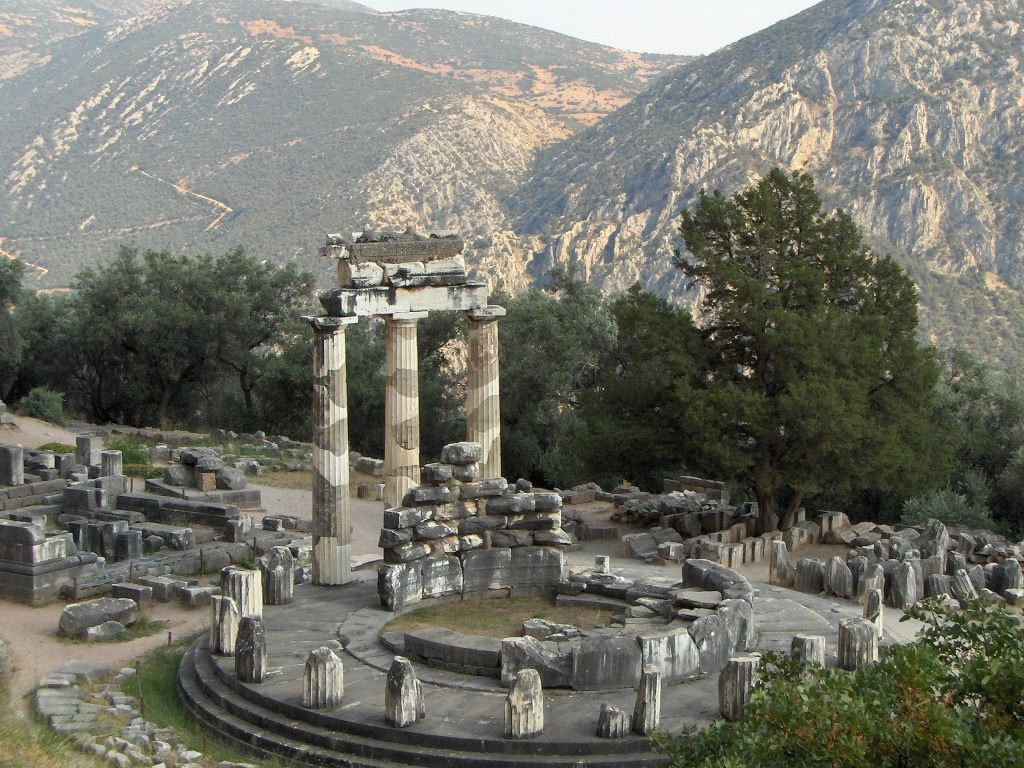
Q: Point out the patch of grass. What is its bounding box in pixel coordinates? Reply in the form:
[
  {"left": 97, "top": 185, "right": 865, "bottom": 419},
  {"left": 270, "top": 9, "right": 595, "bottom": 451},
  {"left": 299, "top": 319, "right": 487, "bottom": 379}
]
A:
[
  {"left": 129, "top": 634, "right": 291, "bottom": 766},
  {"left": 107, "top": 437, "right": 152, "bottom": 465},
  {"left": 382, "top": 596, "right": 615, "bottom": 638},
  {"left": 123, "top": 464, "right": 163, "bottom": 479},
  {"left": 254, "top": 470, "right": 314, "bottom": 490},
  {"left": 36, "top": 442, "right": 75, "bottom": 454}
]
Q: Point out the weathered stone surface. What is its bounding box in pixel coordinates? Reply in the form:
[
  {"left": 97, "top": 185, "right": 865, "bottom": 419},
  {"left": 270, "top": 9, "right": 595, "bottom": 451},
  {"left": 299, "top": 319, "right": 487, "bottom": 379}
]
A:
[
  {"left": 950, "top": 568, "right": 979, "bottom": 607},
  {"left": 384, "top": 656, "right": 425, "bottom": 728},
  {"left": 215, "top": 467, "right": 247, "bottom": 491},
  {"left": 501, "top": 636, "right": 572, "bottom": 688},
  {"left": 531, "top": 492, "right": 562, "bottom": 511},
  {"left": 511, "top": 546, "right": 563, "bottom": 589},
  {"left": 235, "top": 616, "right": 267, "bottom": 684},
  {"left": 385, "top": 540, "right": 432, "bottom": 564},
  {"left": 794, "top": 559, "right": 825, "bottom": 595},
  {"left": 768, "top": 540, "right": 794, "bottom": 588},
  {"left": 505, "top": 668, "right": 543, "bottom": 739},
  {"left": 303, "top": 646, "right": 344, "bottom": 709},
  {"left": 210, "top": 595, "right": 239, "bottom": 656},
  {"left": 378, "top": 562, "right": 423, "bottom": 612},
  {"left": 1002, "top": 558, "right": 1023, "bottom": 594},
  {"left": 459, "top": 478, "right": 508, "bottom": 499},
  {"left": 462, "top": 548, "right": 512, "bottom": 592},
  {"left": 719, "top": 655, "right": 759, "bottom": 721},
  {"left": 856, "top": 563, "right": 885, "bottom": 604},
  {"left": 824, "top": 556, "right": 854, "bottom": 599},
  {"left": 259, "top": 546, "right": 295, "bottom": 606},
  {"left": 377, "top": 527, "right": 413, "bottom": 549},
  {"left": 383, "top": 506, "right": 434, "bottom": 530},
  {"left": 113, "top": 531, "right": 142, "bottom": 562},
  {"left": 533, "top": 529, "right": 574, "bottom": 546},
  {"left": 0, "top": 444, "right": 24, "bottom": 486},
  {"left": 572, "top": 636, "right": 643, "bottom": 691},
  {"left": 83, "top": 620, "right": 126, "bottom": 642},
  {"left": 622, "top": 533, "right": 659, "bottom": 560},
  {"left": 838, "top": 618, "right": 878, "bottom": 671},
  {"left": 637, "top": 628, "right": 699, "bottom": 683},
  {"left": 890, "top": 561, "right": 918, "bottom": 609},
  {"left": 916, "top": 519, "right": 950, "bottom": 559},
  {"left": 419, "top": 463, "right": 454, "bottom": 485},
  {"left": 414, "top": 521, "right": 458, "bottom": 540},
  {"left": 864, "top": 588, "right": 884, "bottom": 640},
  {"left": 440, "top": 442, "right": 483, "bottom": 465},
  {"left": 490, "top": 529, "right": 533, "bottom": 548},
  {"left": 404, "top": 486, "right": 455, "bottom": 505},
  {"left": 632, "top": 664, "right": 661, "bottom": 735},
  {"left": 58, "top": 598, "right": 138, "bottom": 638},
  {"left": 719, "top": 598, "right": 756, "bottom": 653},
  {"left": 791, "top": 634, "right": 825, "bottom": 666},
  {"left": 924, "top": 573, "right": 951, "bottom": 598},
  {"left": 163, "top": 464, "right": 193, "bottom": 487},
  {"left": 420, "top": 556, "right": 463, "bottom": 598},
  {"left": 596, "top": 704, "right": 630, "bottom": 738},
  {"left": 221, "top": 567, "right": 263, "bottom": 619},
  {"left": 485, "top": 493, "right": 537, "bottom": 515}
]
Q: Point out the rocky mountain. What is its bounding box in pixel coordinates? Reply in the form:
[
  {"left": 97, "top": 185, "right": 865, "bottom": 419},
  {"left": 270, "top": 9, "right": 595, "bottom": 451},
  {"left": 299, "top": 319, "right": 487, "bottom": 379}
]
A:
[
  {"left": 508, "top": 0, "right": 1024, "bottom": 368},
  {"left": 0, "top": 0, "right": 681, "bottom": 289}
]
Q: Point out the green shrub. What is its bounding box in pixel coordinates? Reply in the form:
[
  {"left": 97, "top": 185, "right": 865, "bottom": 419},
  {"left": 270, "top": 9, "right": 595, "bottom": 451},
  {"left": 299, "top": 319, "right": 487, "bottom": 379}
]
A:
[
  {"left": 902, "top": 487, "right": 995, "bottom": 529},
  {"left": 108, "top": 436, "right": 152, "bottom": 465},
  {"left": 17, "top": 387, "right": 65, "bottom": 426},
  {"left": 123, "top": 464, "right": 163, "bottom": 479}
]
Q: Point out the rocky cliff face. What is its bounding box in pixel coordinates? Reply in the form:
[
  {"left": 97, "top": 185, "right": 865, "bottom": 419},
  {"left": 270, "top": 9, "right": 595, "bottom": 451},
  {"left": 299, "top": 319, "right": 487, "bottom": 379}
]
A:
[{"left": 509, "top": 0, "right": 1024, "bottom": 303}]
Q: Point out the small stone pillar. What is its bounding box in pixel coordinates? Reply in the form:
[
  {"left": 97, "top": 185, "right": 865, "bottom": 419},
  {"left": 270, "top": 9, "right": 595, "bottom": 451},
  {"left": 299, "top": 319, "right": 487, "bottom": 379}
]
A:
[
  {"left": 632, "top": 664, "right": 661, "bottom": 735},
  {"left": 951, "top": 568, "right": 979, "bottom": 607},
  {"left": 303, "top": 646, "right": 344, "bottom": 709},
  {"left": 305, "top": 315, "right": 358, "bottom": 585},
  {"left": 235, "top": 616, "right": 267, "bottom": 683},
  {"left": 596, "top": 703, "right": 629, "bottom": 738},
  {"left": 837, "top": 618, "right": 878, "bottom": 671},
  {"left": 768, "top": 540, "right": 794, "bottom": 588},
  {"left": 595, "top": 555, "right": 611, "bottom": 574},
  {"left": 100, "top": 450, "right": 123, "bottom": 478},
  {"left": 385, "top": 656, "right": 425, "bottom": 728},
  {"left": 221, "top": 566, "right": 263, "bottom": 619},
  {"left": 790, "top": 634, "right": 825, "bottom": 666},
  {"left": 0, "top": 444, "right": 24, "bottom": 486},
  {"left": 114, "top": 530, "right": 142, "bottom": 561},
  {"left": 210, "top": 595, "right": 239, "bottom": 656},
  {"left": 465, "top": 305, "right": 505, "bottom": 479},
  {"left": 856, "top": 563, "right": 885, "bottom": 604},
  {"left": 864, "top": 587, "right": 884, "bottom": 640},
  {"left": 260, "top": 546, "right": 295, "bottom": 606},
  {"left": 795, "top": 558, "right": 825, "bottom": 594},
  {"left": 76, "top": 435, "right": 101, "bottom": 468},
  {"left": 719, "top": 655, "right": 760, "bottom": 721},
  {"left": 384, "top": 312, "right": 427, "bottom": 507},
  {"left": 505, "top": 668, "right": 543, "bottom": 739}
]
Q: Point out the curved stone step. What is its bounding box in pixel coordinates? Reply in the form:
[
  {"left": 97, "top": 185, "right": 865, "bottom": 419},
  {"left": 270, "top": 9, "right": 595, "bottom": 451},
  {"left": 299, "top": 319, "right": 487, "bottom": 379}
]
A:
[{"left": 179, "top": 635, "right": 664, "bottom": 768}]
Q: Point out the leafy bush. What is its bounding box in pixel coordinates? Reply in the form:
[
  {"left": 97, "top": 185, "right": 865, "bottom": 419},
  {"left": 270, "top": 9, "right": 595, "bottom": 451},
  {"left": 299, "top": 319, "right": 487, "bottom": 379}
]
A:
[
  {"left": 108, "top": 436, "right": 152, "bottom": 465},
  {"left": 16, "top": 387, "right": 65, "bottom": 426},
  {"left": 902, "top": 486, "right": 995, "bottom": 529},
  {"left": 36, "top": 441, "right": 75, "bottom": 454},
  {"left": 123, "top": 464, "right": 163, "bottom": 479},
  {"left": 654, "top": 598, "right": 1024, "bottom": 767}
]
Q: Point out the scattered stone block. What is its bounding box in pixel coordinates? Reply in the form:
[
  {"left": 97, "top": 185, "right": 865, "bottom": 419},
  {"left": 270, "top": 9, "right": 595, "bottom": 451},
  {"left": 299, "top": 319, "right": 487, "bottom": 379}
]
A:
[
  {"left": 500, "top": 636, "right": 572, "bottom": 688},
  {"left": 865, "top": 588, "right": 884, "bottom": 640},
  {"left": 572, "top": 636, "right": 643, "bottom": 691},
  {"left": 824, "top": 556, "right": 854, "bottom": 599},
  {"left": 890, "top": 561, "right": 918, "bottom": 609},
  {"left": 790, "top": 634, "right": 825, "bottom": 666},
  {"left": 303, "top": 646, "right": 344, "bottom": 709},
  {"left": 180, "top": 585, "right": 219, "bottom": 607},
  {"left": 504, "top": 668, "right": 543, "bottom": 739},
  {"left": 768, "top": 540, "right": 794, "bottom": 588},
  {"left": 235, "top": 616, "right": 267, "bottom": 683},
  {"left": 794, "top": 559, "right": 824, "bottom": 594},
  {"left": 58, "top": 597, "right": 138, "bottom": 639},
  {"left": 113, "top": 531, "right": 142, "bottom": 562},
  {"left": 378, "top": 562, "right": 423, "bottom": 612},
  {"left": 110, "top": 583, "right": 152, "bottom": 608},
  {"left": 440, "top": 442, "right": 482, "bottom": 465},
  {"left": 719, "top": 655, "right": 759, "bottom": 721},
  {"left": 83, "top": 620, "right": 125, "bottom": 642},
  {"left": 384, "top": 656, "right": 425, "bottom": 728},
  {"left": 596, "top": 703, "right": 629, "bottom": 738},
  {"left": 632, "top": 664, "right": 661, "bottom": 735},
  {"left": 221, "top": 566, "right": 262, "bottom": 618}
]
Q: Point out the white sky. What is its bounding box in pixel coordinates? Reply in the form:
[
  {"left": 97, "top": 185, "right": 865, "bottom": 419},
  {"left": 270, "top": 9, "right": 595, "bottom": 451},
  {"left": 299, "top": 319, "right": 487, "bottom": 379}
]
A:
[{"left": 366, "top": 1, "right": 824, "bottom": 56}]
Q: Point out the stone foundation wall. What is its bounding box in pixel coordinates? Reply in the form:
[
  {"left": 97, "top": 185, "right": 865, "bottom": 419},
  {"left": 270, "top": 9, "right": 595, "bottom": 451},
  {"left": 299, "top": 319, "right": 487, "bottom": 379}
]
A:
[{"left": 377, "top": 443, "right": 572, "bottom": 611}]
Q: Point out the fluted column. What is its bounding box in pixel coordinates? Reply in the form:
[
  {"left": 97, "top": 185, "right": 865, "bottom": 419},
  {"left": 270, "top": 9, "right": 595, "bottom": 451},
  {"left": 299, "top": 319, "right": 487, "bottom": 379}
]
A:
[
  {"left": 305, "top": 315, "right": 358, "bottom": 585},
  {"left": 465, "top": 305, "right": 504, "bottom": 479},
  {"left": 384, "top": 312, "right": 426, "bottom": 507}
]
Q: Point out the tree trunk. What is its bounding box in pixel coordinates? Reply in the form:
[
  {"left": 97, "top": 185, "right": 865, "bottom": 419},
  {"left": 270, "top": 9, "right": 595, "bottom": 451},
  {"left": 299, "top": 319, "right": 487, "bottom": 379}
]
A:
[
  {"left": 778, "top": 491, "right": 804, "bottom": 531},
  {"left": 754, "top": 486, "right": 779, "bottom": 534}
]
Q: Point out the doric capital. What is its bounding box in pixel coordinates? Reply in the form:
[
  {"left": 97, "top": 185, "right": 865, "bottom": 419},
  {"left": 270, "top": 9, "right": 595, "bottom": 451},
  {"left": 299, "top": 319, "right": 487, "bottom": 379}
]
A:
[
  {"left": 302, "top": 315, "right": 359, "bottom": 332},
  {"left": 466, "top": 305, "right": 506, "bottom": 321}
]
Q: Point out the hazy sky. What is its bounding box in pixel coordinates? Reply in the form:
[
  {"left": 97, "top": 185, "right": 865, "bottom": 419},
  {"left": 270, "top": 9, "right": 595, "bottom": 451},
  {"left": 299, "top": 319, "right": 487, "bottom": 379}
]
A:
[{"left": 367, "top": 1, "right": 823, "bottom": 56}]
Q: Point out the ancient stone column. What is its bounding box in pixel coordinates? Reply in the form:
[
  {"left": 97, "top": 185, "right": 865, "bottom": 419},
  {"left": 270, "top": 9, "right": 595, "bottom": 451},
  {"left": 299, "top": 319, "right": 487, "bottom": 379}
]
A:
[
  {"left": 837, "top": 618, "right": 878, "bottom": 671},
  {"left": 865, "top": 587, "right": 884, "bottom": 640},
  {"left": 791, "top": 634, "right": 825, "bottom": 667},
  {"left": 951, "top": 568, "right": 978, "bottom": 607},
  {"left": 856, "top": 563, "right": 885, "bottom": 604},
  {"left": 384, "top": 312, "right": 426, "bottom": 508},
  {"left": 235, "top": 616, "right": 267, "bottom": 683},
  {"left": 260, "top": 546, "right": 295, "bottom": 606},
  {"left": 465, "top": 305, "right": 504, "bottom": 479},
  {"left": 76, "top": 435, "right": 101, "bottom": 468},
  {"left": 719, "top": 655, "right": 760, "bottom": 721},
  {"left": 210, "top": 595, "right": 239, "bottom": 656},
  {"left": 596, "top": 703, "right": 629, "bottom": 738},
  {"left": 303, "top": 646, "right": 344, "bottom": 709},
  {"left": 305, "top": 315, "right": 358, "bottom": 585},
  {"left": 795, "top": 558, "right": 825, "bottom": 594},
  {"left": 505, "top": 668, "right": 543, "bottom": 739},
  {"left": 385, "top": 656, "right": 425, "bottom": 728},
  {"left": 768, "top": 540, "right": 794, "bottom": 588},
  {"left": 100, "top": 450, "right": 123, "bottom": 478},
  {"left": 0, "top": 444, "right": 24, "bottom": 486},
  {"left": 890, "top": 561, "right": 918, "bottom": 609},
  {"left": 221, "top": 566, "right": 263, "bottom": 619},
  {"left": 632, "top": 664, "right": 661, "bottom": 735}
]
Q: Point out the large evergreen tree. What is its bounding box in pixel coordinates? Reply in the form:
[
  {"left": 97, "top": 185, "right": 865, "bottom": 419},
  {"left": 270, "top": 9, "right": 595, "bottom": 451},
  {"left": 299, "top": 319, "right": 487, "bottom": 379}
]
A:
[{"left": 676, "top": 168, "right": 940, "bottom": 532}]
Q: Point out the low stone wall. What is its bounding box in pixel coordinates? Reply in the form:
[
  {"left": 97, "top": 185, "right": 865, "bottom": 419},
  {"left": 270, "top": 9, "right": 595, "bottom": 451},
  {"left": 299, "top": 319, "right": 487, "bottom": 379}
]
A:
[{"left": 377, "top": 443, "right": 572, "bottom": 611}]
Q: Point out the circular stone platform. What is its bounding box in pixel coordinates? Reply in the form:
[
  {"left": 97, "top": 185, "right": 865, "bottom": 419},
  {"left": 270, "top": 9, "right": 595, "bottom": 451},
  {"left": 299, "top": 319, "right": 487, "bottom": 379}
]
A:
[{"left": 178, "top": 568, "right": 884, "bottom": 768}]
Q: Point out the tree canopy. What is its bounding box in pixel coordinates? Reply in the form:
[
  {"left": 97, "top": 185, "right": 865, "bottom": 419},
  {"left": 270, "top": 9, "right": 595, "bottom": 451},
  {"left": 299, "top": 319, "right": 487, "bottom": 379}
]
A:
[{"left": 673, "top": 168, "right": 941, "bottom": 531}]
